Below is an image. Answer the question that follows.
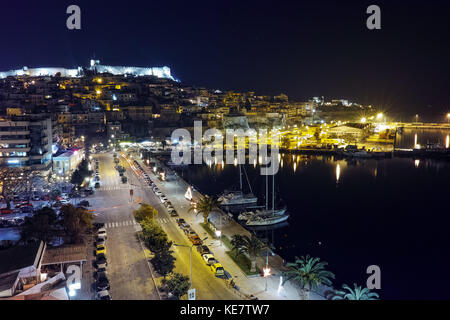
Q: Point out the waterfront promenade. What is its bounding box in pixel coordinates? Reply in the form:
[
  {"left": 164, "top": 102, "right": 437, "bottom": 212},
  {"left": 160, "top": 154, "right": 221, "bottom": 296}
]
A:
[{"left": 137, "top": 157, "right": 328, "bottom": 300}]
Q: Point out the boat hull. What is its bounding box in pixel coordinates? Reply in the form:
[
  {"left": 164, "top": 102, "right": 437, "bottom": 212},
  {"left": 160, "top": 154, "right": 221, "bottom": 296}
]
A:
[{"left": 245, "top": 214, "right": 290, "bottom": 226}]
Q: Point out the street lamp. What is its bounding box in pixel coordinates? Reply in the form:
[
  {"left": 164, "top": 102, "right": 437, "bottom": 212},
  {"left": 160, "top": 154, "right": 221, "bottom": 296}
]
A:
[
  {"left": 447, "top": 113, "right": 450, "bottom": 124},
  {"left": 263, "top": 264, "right": 271, "bottom": 292},
  {"left": 173, "top": 237, "right": 208, "bottom": 289},
  {"left": 215, "top": 229, "right": 222, "bottom": 246}
]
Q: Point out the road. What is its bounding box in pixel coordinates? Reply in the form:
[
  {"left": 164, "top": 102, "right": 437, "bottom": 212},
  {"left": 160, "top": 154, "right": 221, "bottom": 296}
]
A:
[
  {"left": 90, "top": 152, "right": 239, "bottom": 300},
  {"left": 118, "top": 154, "right": 240, "bottom": 300},
  {"left": 90, "top": 153, "right": 159, "bottom": 300}
]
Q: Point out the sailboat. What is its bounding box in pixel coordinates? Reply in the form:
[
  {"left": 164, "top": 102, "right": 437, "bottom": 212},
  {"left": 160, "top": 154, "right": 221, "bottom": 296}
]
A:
[
  {"left": 218, "top": 165, "right": 258, "bottom": 206},
  {"left": 245, "top": 164, "right": 289, "bottom": 226}
]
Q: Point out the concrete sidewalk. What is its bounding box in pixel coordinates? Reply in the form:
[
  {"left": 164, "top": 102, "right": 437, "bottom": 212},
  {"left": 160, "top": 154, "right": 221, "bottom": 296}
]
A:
[{"left": 138, "top": 158, "right": 311, "bottom": 300}]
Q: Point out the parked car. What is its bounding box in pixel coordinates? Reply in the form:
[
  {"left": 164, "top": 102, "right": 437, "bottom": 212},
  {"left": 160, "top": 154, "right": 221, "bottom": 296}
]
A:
[
  {"left": 96, "top": 278, "right": 110, "bottom": 291},
  {"left": 96, "top": 263, "right": 107, "bottom": 270},
  {"left": 79, "top": 200, "right": 90, "bottom": 207},
  {"left": 98, "top": 228, "right": 107, "bottom": 238},
  {"left": 202, "top": 254, "right": 217, "bottom": 265},
  {"left": 94, "top": 268, "right": 108, "bottom": 279},
  {"left": 176, "top": 218, "right": 186, "bottom": 226},
  {"left": 210, "top": 263, "right": 225, "bottom": 276},
  {"left": 185, "top": 229, "right": 197, "bottom": 237},
  {"left": 169, "top": 210, "right": 179, "bottom": 217},
  {"left": 94, "top": 222, "right": 105, "bottom": 229},
  {"left": 189, "top": 234, "right": 203, "bottom": 245},
  {"left": 96, "top": 238, "right": 106, "bottom": 247},
  {"left": 95, "top": 182, "right": 101, "bottom": 189},
  {"left": 160, "top": 196, "right": 168, "bottom": 204},
  {"left": 95, "top": 254, "right": 107, "bottom": 267},
  {"left": 197, "top": 245, "right": 211, "bottom": 255},
  {"left": 0, "top": 208, "right": 13, "bottom": 215},
  {"left": 180, "top": 223, "right": 190, "bottom": 232},
  {"left": 96, "top": 290, "right": 111, "bottom": 300},
  {"left": 96, "top": 245, "right": 107, "bottom": 256}
]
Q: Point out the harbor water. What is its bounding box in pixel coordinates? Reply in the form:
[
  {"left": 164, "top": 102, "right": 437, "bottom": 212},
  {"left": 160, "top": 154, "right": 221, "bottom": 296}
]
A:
[{"left": 174, "top": 154, "right": 450, "bottom": 299}]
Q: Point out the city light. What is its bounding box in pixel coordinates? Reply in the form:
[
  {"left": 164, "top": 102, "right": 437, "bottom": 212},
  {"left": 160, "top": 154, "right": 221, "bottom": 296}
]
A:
[
  {"left": 377, "top": 113, "right": 383, "bottom": 120},
  {"left": 361, "top": 117, "right": 367, "bottom": 123},
  {"left": 185, "top": 186, "right": 193, "bottom": 200},
  {"left": 263, "top": 266, "right": 271, "bottom": 277}
]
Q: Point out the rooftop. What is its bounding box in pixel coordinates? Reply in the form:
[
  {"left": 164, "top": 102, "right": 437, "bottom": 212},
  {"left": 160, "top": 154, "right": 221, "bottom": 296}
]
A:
[
  {"left": 42, "top": 244, "right": 87, "bottom": 266},
  {"left": 0, "top": 242, "right": 42, "bottom": 275}
]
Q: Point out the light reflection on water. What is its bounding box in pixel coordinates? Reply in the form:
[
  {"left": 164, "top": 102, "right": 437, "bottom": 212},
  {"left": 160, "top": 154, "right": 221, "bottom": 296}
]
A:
[{"left": 175, "top": 154, "right": 450, "bottom": 299}]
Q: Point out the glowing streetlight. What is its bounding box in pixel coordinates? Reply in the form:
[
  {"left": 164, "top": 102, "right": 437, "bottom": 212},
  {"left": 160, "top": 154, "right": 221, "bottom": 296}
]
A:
[
  {"left": 361, "top": 117, "right": 367, "bottom": 124},
  {"left": 376, "top": 113, "right": 383, "bottom": 120},
  {"left": 447, "top": 113, "right": 450, "bottom": 124},
  {"left": 263, "top": 265, "right": 271, "bottom": 292}
]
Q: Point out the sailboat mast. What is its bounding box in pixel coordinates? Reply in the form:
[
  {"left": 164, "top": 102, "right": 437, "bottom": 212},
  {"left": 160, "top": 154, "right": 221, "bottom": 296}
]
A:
[
  {"left": 239, "top": 165, "right": 243, "bottom": 191},
  {"left": 265, "top": 170, "right": 268, "bottom": 210},
  {"left": 272, "top": 172, "right": 275, "bottom": 211}
]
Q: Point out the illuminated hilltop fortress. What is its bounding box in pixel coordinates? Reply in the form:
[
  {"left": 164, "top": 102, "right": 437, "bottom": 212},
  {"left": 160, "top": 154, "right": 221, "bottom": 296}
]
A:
[{"left": 0, "top": 59, "right": 175, "bottom": 81}]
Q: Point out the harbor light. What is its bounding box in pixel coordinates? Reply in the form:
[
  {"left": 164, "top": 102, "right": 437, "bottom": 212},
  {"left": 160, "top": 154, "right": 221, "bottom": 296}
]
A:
[{"left": 336, "top": 164, "right": 341, "bottom": 183}]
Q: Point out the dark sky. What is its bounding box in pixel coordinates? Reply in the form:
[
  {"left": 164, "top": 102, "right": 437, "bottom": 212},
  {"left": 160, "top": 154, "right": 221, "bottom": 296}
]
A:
[{"left": 1, "top": 0, "right": 450, "bottom": 119}]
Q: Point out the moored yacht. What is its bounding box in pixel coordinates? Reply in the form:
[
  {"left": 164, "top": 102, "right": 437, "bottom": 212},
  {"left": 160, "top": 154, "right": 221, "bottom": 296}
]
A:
[{"left": 245, "top": 213, "right": 290, "bottom": 226}]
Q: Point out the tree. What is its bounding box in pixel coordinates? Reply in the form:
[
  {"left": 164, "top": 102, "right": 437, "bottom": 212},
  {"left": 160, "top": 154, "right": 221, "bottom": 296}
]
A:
[
  {"left": 60, "top": 204, "right": 93, "bottom": 244},
  {"left": 282, "top": 255, "right": 335, "bottom": 300},
  {"left": 331, "top": 283, "right": 379, "bottom": 300},
  {"left": 230, "top": 234, "right": 246, "bottom": 258},
  {"left": 152, "top": 250, "right": 176, "bottom": 279},
  {"left": 133, "top": 203, "right": 158, "bottom": 222},
  {"left": 235, "top": 234, "right": 264, "bottom": 272},
  {"left": 161, "top": 273, "right": 190, "bottom": 299},
  {"left": 189, "top": 195, "right": 220, "bottom": 225},
  {"left": 21, "top": 207, "right": 58, "bottom": 243},
  {"left": 0, "top": 168, "right": 40, "bottom": 208},
  {"left": 70, "top": 169, "right": 84, "bottom": 186}
]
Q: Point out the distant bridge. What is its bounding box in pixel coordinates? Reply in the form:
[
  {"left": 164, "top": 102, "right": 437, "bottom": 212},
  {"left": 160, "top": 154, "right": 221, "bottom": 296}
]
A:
[{"left": 396, "top": 123, "right": 450, "bottom": 130}]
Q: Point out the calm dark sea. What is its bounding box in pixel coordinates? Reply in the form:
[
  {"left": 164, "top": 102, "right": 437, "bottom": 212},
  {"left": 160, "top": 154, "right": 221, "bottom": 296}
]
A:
[{"left": 175, "top": 153, "right": 450, "bottom": 299}]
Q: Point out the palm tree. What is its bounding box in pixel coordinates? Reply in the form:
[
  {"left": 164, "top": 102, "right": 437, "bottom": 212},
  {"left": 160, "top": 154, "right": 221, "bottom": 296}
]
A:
[
  {"left": 331, "top": 283, "right": 379, "bottom": 300},
  {"left": 237, "top": 234, "right": 264, "bottom": 272},
  {"left": 282, "top": 255, "right": 335, "bottom": 300},
  {"left": 230, "top": 234, "right": 246, "bottom": 258},
  {"left": 188, "top": 195, "right": 220, "bottom": 225}
]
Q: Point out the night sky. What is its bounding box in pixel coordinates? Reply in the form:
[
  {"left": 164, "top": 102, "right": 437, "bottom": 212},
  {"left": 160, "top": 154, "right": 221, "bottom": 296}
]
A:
[{"left": 1, "top": 1, "right": 450, "bottom": 119}]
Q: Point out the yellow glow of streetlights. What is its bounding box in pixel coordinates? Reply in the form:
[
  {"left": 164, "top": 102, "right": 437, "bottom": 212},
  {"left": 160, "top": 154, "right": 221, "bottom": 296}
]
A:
[
  {"left": 361, "top": 117, "right": 367, "bottom": 123},
  {"left": 96, "top": 90, "right": 102, "bottom": 95},
  {"left": 377, "top": 113, "right": 383, "bottom": 120},
  {"left": 263, "top": 266, "right": 271, "bottom": 277}
]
